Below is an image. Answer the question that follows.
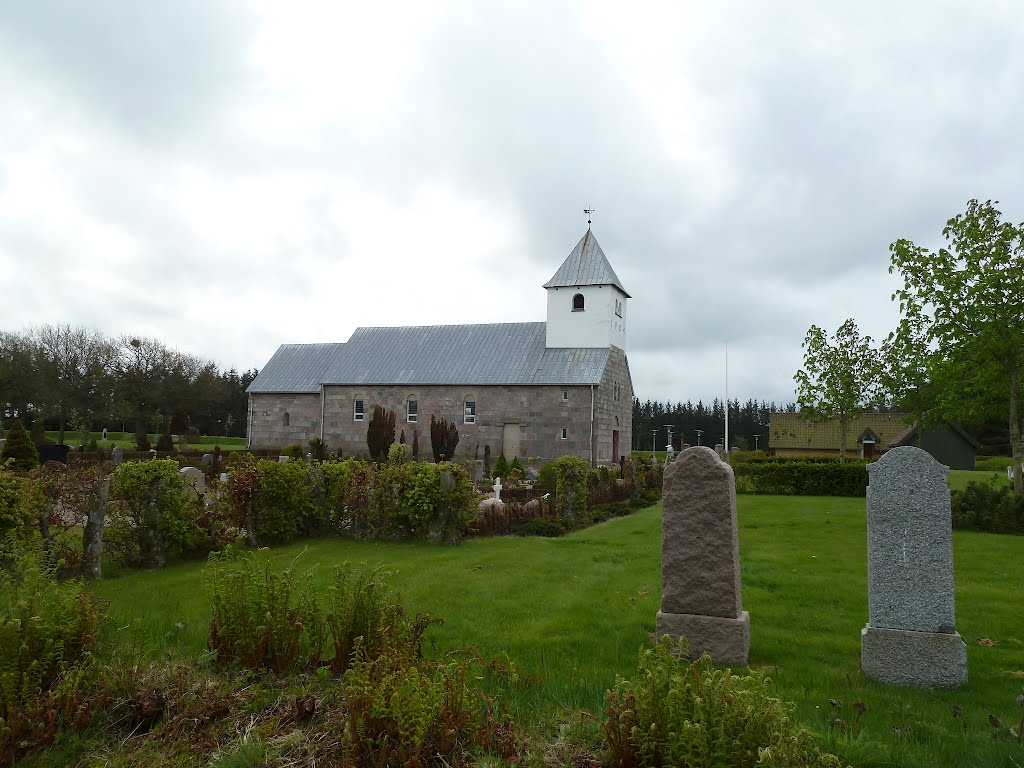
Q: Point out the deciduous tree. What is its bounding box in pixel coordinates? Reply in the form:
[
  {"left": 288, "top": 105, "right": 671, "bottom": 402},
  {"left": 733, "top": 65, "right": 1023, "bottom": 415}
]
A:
[
  {"left": 794, "top": 319, "right": 881, "bottom": 461},
  {"left": 889, "top": 198, "right": 1024, "bottom": 493}
]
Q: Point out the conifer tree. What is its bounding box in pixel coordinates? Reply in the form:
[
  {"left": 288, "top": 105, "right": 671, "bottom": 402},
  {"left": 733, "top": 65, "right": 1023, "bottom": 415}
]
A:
[{"left": 1, "top": 421, "right": 40, "bottom": 471}]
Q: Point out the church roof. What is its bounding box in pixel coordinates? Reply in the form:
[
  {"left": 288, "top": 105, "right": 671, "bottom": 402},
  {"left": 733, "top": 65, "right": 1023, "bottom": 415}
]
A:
[
  {"left": 543, "top": 230, "right": 631, "bottom": 297},
  {"left": 247, "top": 343, "right": 347, "bottom": 393},
  {"left": 247, "top": 323, "right": 611, "bottom": 393}
]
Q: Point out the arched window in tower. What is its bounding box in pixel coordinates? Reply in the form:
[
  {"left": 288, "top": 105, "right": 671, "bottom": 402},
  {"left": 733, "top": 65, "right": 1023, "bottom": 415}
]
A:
[
  {"left": 283, "top": 412, "right": 290, "bottom": 427},
  {"left": 572, "top": 293, "right": 585, "bottom": 311}
]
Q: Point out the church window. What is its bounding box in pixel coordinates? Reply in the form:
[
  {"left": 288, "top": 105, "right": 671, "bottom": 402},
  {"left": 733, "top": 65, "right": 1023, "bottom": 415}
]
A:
[
  {"left": 283, "top": 412, "right": 290, "bottom": 427},
  {"left": 464, "top": 400, "right": 476, "bottom": 424},
  {"left": 562, "top": 388, "right": 569, "bottom": 401},
  {"left": 407, "top": 399, "right": 418, "bottom": 423},
  {"left": 353, "top": 399, "right": 364, "bottom": 421},
  {"left": 572, "top": 293, "right": 585, "bottom": 311},
  {"left": 560, "top": 427, "right": 568, "bottom": 440},
  {"left": 615, "top": 299, "right": 622, "bottom": 317}
]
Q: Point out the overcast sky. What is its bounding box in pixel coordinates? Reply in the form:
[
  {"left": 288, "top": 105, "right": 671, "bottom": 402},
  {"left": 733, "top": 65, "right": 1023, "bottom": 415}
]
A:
[{"left": 2, "top": 1, "right": 1023, "bottom": 406}]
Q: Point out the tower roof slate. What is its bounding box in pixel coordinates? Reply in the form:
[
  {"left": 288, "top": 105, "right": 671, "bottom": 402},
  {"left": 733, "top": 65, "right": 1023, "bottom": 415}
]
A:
[{"left": 543, "top": 230, "right": 631, "bottom": 297}]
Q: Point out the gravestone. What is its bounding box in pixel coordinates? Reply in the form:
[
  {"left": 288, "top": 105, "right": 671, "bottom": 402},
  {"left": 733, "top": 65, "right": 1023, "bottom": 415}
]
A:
[
  {"left": 111, "top": 445, "right": 125, "bottom": 465},
  {"left": 473, "top": 459, "right": 484, "bottom": 484},
  {"left": 202, "top": 453, "right": 214, "bottom": 466},
  {"left": 180, "top": 466, "right": 206, "bottom": 494},
  {"left": 479, "top": 497, "right": 504, "bottom": 516},
  {"left": 656, "top": 446, "right": 749, "bottom": 664},
  {"left": 861, "top": 446, "right": 967, "bottom": 688}
]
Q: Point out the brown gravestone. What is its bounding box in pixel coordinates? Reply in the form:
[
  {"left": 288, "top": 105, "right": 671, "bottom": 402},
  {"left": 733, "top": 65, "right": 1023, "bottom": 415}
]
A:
[{"left": 656, "top": 446, "right": 749, "bottom": 664}]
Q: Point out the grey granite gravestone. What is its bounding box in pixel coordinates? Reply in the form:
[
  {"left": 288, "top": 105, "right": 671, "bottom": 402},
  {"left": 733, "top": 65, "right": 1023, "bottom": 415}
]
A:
[
  {"left": 656, "top": 446, "right": 749, "bottom": 664},
  {"left": 179, "top": 466, "right": 206, "bottom": 494},
  {"left": 861, "top": 446, "right": 967, "bottom": 688},
  {"left": 111, "top": 445, "right": 124, "bottom": 465}
]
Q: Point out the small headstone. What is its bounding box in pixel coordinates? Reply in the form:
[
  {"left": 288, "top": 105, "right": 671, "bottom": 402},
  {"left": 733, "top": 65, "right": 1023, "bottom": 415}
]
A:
[
  {"left": 149, "top": 448, "right": 158, "bottom": 460},
  {"left": 111, "top": 445, "right": 125, "bottom": 464},
  {"left": 202, "top": 453, "right": 214, "bottom": 466},
  {"left": 526, "top": 467, "right": 540, "bottom": 482},
  {"left": 479, "top": 497, "right": 505, "bottom": 515},
  {"left": 493, "top": 477, "right": 502, "bottom": 502},
  {"left": 861, "top": 446, "right": 967, "bottom": 688},
  {"left": 656, "top": 446, "right": 749, "bottom": 664},
  {"left": 473, "top": 459, "right": 484, "bottom": 484},
  {"left": 523, "top": 498, "right": 542, "bottom": 514},
  {"left": 101, "top": 428, "right": 108, "bottom": 440},
  {"left": 220, "top": 472, "right": 229, "bottom": 483},
  {"left": 180, "top": 466, "right": 206, "bottom": 494},
  {"left": 279, "top": 455, "right": 289, "bottom": 463}
]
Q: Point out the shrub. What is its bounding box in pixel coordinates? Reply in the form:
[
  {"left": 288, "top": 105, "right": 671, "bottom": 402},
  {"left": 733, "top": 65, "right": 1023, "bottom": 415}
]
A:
[
  {"left": 1, "top": 421, "right": 39, "bottom": 472},
  {"left": 308, "top": 437, "right": 327, "bottom": 462},
  {"left": 155, "top": 428, "right": 174, "bottom": 452},
  {"left": 323, "top": 562, "right": 415, "bottom": 673},
  {"left": 342, "top": 645, "right": 510, "bottom": 768},
  {"left": 548, "top": 455, "right": 589, "bottom": 520},
  {"left": 0, "top": 472, "right": 44, "bottom": 542},
  {"left": 108, "top": 460, "right": 199, "bottom": 567},
  {"left": 133, "top": 425, "right": 151, "bottom": 451},
  {"left": 734, "top": 460, "right": 868, "bottom": 496},
  {"left": 376, "top": 461, "right": 476, "bottom": 542},
  {"left": 30, "top": 421, "right": 52, "bottom": 446},
  {"left": 975, "top": 455, "right": 1013, "bottom": 472},
  {"left": 603, "top": 637, "right": 843, "bottom": 768},
  {"left": 281, "top": 444, "right": 304, "bottom": 461},
  {"left": 515, "top": 517, "right": 565, "bottom": 537},
  {"left": 0, "top": 540, "right": 105, "bottom": 759},
  {"left": 205, "top": 549, "right": 318, "bottom": 673},
  {"left": 366, "top": 406, "right": 396, "bottom": 462},
  {"left": 493, "top": 453, "right": 510, "bottom": 480},
  {"left": 951, "top": 481, "right": 1024, "bottom": 534},
  {"left": 430, "top": 415, "right": 460, "bottom": 462},
  {"left": 251, "top": 459, "right": 317, "bottom": 544}
]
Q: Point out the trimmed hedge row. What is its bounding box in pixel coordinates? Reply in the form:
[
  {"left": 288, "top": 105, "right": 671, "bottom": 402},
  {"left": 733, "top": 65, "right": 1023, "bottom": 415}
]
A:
[
  {"left": 951, "top": 482, "right": 1024, "bottom": 534},
  {"left": 734, "top": 460, "right": 869, "bottom": 496}
]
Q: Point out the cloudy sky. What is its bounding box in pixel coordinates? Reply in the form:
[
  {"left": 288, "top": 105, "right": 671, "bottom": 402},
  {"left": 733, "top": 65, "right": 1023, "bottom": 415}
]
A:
[{"left": 2, "top": 1, "right": 1022, "bottom": 406}]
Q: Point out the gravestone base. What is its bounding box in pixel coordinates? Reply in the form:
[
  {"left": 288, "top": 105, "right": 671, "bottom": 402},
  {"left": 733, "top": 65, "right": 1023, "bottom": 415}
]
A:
[
  {"left": 656, "top": 610, "right": 750, "bottom": 665},
  {"left": 861, "top": 625, "right": 967, "bottom": 689}
]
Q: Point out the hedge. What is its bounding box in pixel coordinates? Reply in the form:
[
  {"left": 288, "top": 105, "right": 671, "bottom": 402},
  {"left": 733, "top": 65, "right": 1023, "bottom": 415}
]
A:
[{"left": 734, "top": 460, "right": 869, "bottom": 496}]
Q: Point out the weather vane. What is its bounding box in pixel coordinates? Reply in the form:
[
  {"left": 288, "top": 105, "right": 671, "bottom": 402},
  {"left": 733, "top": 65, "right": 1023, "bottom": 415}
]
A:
[{"left": 584, "top": 207, "right": 595, "bottom": 228}]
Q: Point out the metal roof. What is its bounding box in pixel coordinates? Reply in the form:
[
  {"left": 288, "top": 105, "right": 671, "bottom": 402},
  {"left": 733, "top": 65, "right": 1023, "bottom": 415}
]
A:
[
  {"left": 325, "top": 323, "right": 610, "bottom": 386},
  {"left": 246, "top": 343, "right": 346, "bottom": 393},
  {"left": 543, "top": 230, "right": 631, "bottom": 297}
]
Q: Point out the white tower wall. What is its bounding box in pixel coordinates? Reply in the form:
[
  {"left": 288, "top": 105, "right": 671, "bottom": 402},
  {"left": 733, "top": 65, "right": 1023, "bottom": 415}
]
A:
[{"left": 545, "top": 284, "right": 628, "bottom": 349}]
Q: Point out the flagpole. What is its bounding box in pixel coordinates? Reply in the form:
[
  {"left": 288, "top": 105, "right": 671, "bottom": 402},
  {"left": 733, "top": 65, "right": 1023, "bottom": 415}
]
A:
[{"left": 724, "top": 342, "right": 729, "bottom": 456}]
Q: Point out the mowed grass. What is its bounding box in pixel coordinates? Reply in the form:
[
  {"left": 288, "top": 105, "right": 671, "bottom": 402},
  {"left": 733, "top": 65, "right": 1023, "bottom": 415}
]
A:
[
  {"left": 91, "top": 496, "right": 1024, "bottom": 768},
  {"left": 42, "top": 430, "right": 248, "bottom": 450}
]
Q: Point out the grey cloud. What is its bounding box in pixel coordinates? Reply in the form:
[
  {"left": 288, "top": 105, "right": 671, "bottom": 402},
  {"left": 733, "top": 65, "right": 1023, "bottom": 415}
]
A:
[{"left": 0, "top": 1, "right": 255, "bottom": 143}]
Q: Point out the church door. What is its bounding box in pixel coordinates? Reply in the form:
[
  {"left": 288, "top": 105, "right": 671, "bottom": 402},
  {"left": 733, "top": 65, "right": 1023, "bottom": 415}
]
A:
[{"left": 502, "top": 423, "right": 520, "bottom": 460}]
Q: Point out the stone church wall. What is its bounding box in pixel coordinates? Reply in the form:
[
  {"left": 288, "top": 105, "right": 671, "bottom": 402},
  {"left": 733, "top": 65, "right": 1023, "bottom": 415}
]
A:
[
  {"left": 248, "top": 372, "right": 633, "bottom": 465},
  {"left": 248, "top": 393, "right": 321, "bottom": 450}
]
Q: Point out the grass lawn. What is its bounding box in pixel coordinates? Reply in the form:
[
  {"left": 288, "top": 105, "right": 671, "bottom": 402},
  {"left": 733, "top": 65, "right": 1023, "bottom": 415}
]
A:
[
  {"left": 90, "top": 495, "right": 1024, "bottom": 768},
  {"left": 43, "top": 430, "right": 248, "bottom": 451}
]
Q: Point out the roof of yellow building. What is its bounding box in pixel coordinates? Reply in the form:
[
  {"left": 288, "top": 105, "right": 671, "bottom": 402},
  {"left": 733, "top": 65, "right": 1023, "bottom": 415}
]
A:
[{"left": 769, "top": 412, "right": 915, "bottom": 451}]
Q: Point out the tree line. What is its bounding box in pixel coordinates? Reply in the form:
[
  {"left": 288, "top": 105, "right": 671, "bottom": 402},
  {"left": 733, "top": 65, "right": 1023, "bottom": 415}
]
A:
[
  {"left": 0, "top": 325, "right": 256, "bottom": 441},
  {"left": 632, "top": 398, "right": 795, "bottom": 452}
]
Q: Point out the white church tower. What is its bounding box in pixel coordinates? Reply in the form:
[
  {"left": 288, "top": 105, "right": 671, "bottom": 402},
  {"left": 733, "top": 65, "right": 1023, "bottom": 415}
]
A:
[{"left": 544, "top": 229, "right": 630, "bottom": 350}]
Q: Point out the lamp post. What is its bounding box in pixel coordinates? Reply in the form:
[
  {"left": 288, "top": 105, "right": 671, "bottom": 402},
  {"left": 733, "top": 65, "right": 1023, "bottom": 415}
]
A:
[
  {"left": 695, "top": 429, "right": 703, "bottom": 446},
  {"left": 753, "top": 434, "right": 761, "bottom": 451},
  {"left": 651, "top": 429, "right": 658, "bottom": 455}
]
